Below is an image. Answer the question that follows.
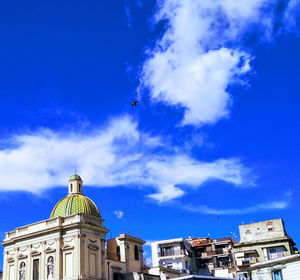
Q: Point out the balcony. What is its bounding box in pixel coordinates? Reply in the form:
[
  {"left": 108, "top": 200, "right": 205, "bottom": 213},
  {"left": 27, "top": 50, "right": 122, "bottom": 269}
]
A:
[
  {"left": 196, "top": 249, "right": 228, "bottom": 258},
  {"left": 207, "top": 262, "right": 232, "bottom": 270},
  {"left": 158, "top": 249, "right": 185, "bottom": 257},
  {"left": 236, "top": 257, "right": 258, "bottom": 267}
]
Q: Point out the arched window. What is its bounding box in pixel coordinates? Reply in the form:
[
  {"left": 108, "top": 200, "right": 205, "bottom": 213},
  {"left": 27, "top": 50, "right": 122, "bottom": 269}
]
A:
[
  {"left": 116, "top": 246, "right": 121, "bottom": 261},
  {"left": 134, "top": 245, "right": 139, "bottom": 261},
  {"left": 79, "top": 183, "right": 81, "bottom": 192},
  {"left": 19, "top": 262, "right": 26, "bottom": 280},
  {"left": 47, "top": 256, "right": 54, "bottom": 279},
  {"left": 70, "top": 183, "right": 73, "bottom": 192}
]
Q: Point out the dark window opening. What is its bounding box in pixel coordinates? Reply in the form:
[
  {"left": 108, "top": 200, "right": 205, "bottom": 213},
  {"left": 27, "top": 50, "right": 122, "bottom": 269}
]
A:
[
  {"left": 33, "top": 259, "right": 39, "bottom": 280},
  {"left": 113, "top": 273, "right": 124, "bottom": 280},
  {"left": 134, "top": 245, "right": 139, "bottom": 261},
  {"left": 116, "top": 246, "right": 121, "bottom": 261}
]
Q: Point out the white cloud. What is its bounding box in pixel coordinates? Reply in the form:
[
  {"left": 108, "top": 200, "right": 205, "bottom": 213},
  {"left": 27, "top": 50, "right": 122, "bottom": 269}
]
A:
[
  {"left": 139, "top": 0, "right": 299, "bottom": 126},
  {"left": 284, "top": 0, "right": 300, "bottom": 31},
  {"left": 114, "top": 210, "right": 125, "bottom": 219},
  {"left": 182, "top": 199, "right": 290, "bottom": 215},
  {"left": 0, "top": 116, "right": 251, "bottom": 202}
]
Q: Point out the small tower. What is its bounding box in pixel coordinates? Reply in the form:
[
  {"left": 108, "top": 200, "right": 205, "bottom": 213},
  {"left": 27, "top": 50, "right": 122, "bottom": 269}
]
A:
[{"left": 68, "top": 173, "right": 83, "bottom": 194}]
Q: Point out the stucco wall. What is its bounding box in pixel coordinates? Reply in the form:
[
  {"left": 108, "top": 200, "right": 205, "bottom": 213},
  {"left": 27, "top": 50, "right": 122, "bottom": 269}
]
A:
[{"left": 239, "top": 219, "right": 285, "bottom": 243}]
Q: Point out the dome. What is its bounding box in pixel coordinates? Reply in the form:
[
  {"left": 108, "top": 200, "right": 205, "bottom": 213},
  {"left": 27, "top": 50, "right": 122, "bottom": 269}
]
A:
[
  {"left": 50, "top": 194, "right": 101, "bottom": 219},
  {"left": 69, "top": 174, "right": 82, "bottom": 181}
]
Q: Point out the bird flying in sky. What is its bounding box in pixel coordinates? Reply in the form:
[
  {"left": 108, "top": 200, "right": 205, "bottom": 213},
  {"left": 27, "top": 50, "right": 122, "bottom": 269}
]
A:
[{"left": 132, "top": 100, "right": 138, "bottom": 107}]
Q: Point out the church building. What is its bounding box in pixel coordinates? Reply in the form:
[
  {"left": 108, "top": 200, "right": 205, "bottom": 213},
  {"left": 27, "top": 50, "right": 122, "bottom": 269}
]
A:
[{"left": 1, "top": 174, "right": 146, "bottom": 280}]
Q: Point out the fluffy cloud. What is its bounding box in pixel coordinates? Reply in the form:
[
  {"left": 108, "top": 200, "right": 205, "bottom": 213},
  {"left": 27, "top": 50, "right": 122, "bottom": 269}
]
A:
[
  {"left": 139, "top": 0, "right": 299, "bottom": 126},
  {"left": 0, "top": 116, "right": 250, "bottom": 202}
]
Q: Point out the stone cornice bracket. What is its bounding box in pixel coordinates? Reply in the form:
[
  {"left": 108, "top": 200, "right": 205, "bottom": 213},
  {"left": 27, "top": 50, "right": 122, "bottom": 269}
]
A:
[
  {"left": 31, "top": 250, "right": 41, "bottom": 257},
  {"left": 17, "top": 254, "right": 28, "bottom": 259},
  {"left": 7, "top": 257, "right": 14, "bottom": 263},
  {"left": 62, "top": 245, "right": 74, "bottom": 251},
  {"left": 44, "top": 247, "right": 56, "bottom": 253}
]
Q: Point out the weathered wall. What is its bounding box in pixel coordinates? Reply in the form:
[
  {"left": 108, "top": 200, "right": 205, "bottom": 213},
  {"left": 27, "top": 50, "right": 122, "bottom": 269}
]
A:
[{"left": 239, "top": 219, "right": 285, "bottom": 243}]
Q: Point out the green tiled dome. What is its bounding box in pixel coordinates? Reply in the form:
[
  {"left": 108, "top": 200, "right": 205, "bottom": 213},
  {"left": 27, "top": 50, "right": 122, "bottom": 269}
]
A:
[
  {"left": 50, "top": 194, "right": 101, "bottom": 219},
  {"left": 69, "top": 174, "right": 82, "bottom": 181}
]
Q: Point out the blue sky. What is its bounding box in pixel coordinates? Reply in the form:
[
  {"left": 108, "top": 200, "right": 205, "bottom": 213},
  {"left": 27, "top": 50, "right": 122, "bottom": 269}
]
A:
[{"left": 1, "top": 0, "right": 300, "bottom": 268}]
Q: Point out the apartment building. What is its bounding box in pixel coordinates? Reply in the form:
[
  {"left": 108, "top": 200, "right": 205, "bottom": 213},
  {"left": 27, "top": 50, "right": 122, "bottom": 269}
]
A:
[
  {"left": 233, "top": 218, "right": 297, "bottom": 280},
  {"left": 191, "top": 237, "right": 237, "bottom": 278},
  {"left": 151, "top": 238, "right": 194, "bottom": 275},
  {"left": 250, "top": 253, "right": 300, "bottom": 280}
]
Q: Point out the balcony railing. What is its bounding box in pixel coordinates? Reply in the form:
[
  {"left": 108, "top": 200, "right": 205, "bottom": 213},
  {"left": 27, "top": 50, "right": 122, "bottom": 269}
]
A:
[
  {"left": 197, "top": 249, "right": 228, "bottom": 257},
  {"left": 158, "top": 249, "right": 184, "bottom": 257},
  {"left": 207, "top": 262, "right": 233, "bottom": 269},
  {"left": 236, "top": 257, "right": 258, "bottom": 266}
]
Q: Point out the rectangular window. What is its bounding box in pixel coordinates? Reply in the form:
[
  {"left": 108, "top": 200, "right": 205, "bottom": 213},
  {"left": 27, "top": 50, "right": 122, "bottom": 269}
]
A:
[
  {"left": 273, "top": 270, "right": 283, "bottom": 280},
  {"left": 33, "top": 259, "right": 39, "bottom": 280},
  {"left": 9, "top": 265, "right": 14, "bottom": 280},
  {"left": 161, "top": 246, "right": 174, "bottom": 256},
  {"left": 65, "top": 253, "right": 73, "bottom": 277},
  {"left": 268, "top": 247, "right": 286, "bottom": 260}
]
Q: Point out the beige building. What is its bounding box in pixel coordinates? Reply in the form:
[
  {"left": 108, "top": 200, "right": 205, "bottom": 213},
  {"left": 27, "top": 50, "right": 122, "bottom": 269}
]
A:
[
  {"left": 106, "top": 234, "right": 145, "bottom": 280},
  {"left": 233, "top": 218, "right": 297, "bottom": 280},
  {"left": 1, "top": 174, "right": 147, "bottom": 280}
]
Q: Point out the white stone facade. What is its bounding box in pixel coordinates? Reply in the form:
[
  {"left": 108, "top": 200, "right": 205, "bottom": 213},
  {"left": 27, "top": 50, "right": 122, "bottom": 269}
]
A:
[{"left": 2, "top": 214, "right": 108, "bottom": 280}]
